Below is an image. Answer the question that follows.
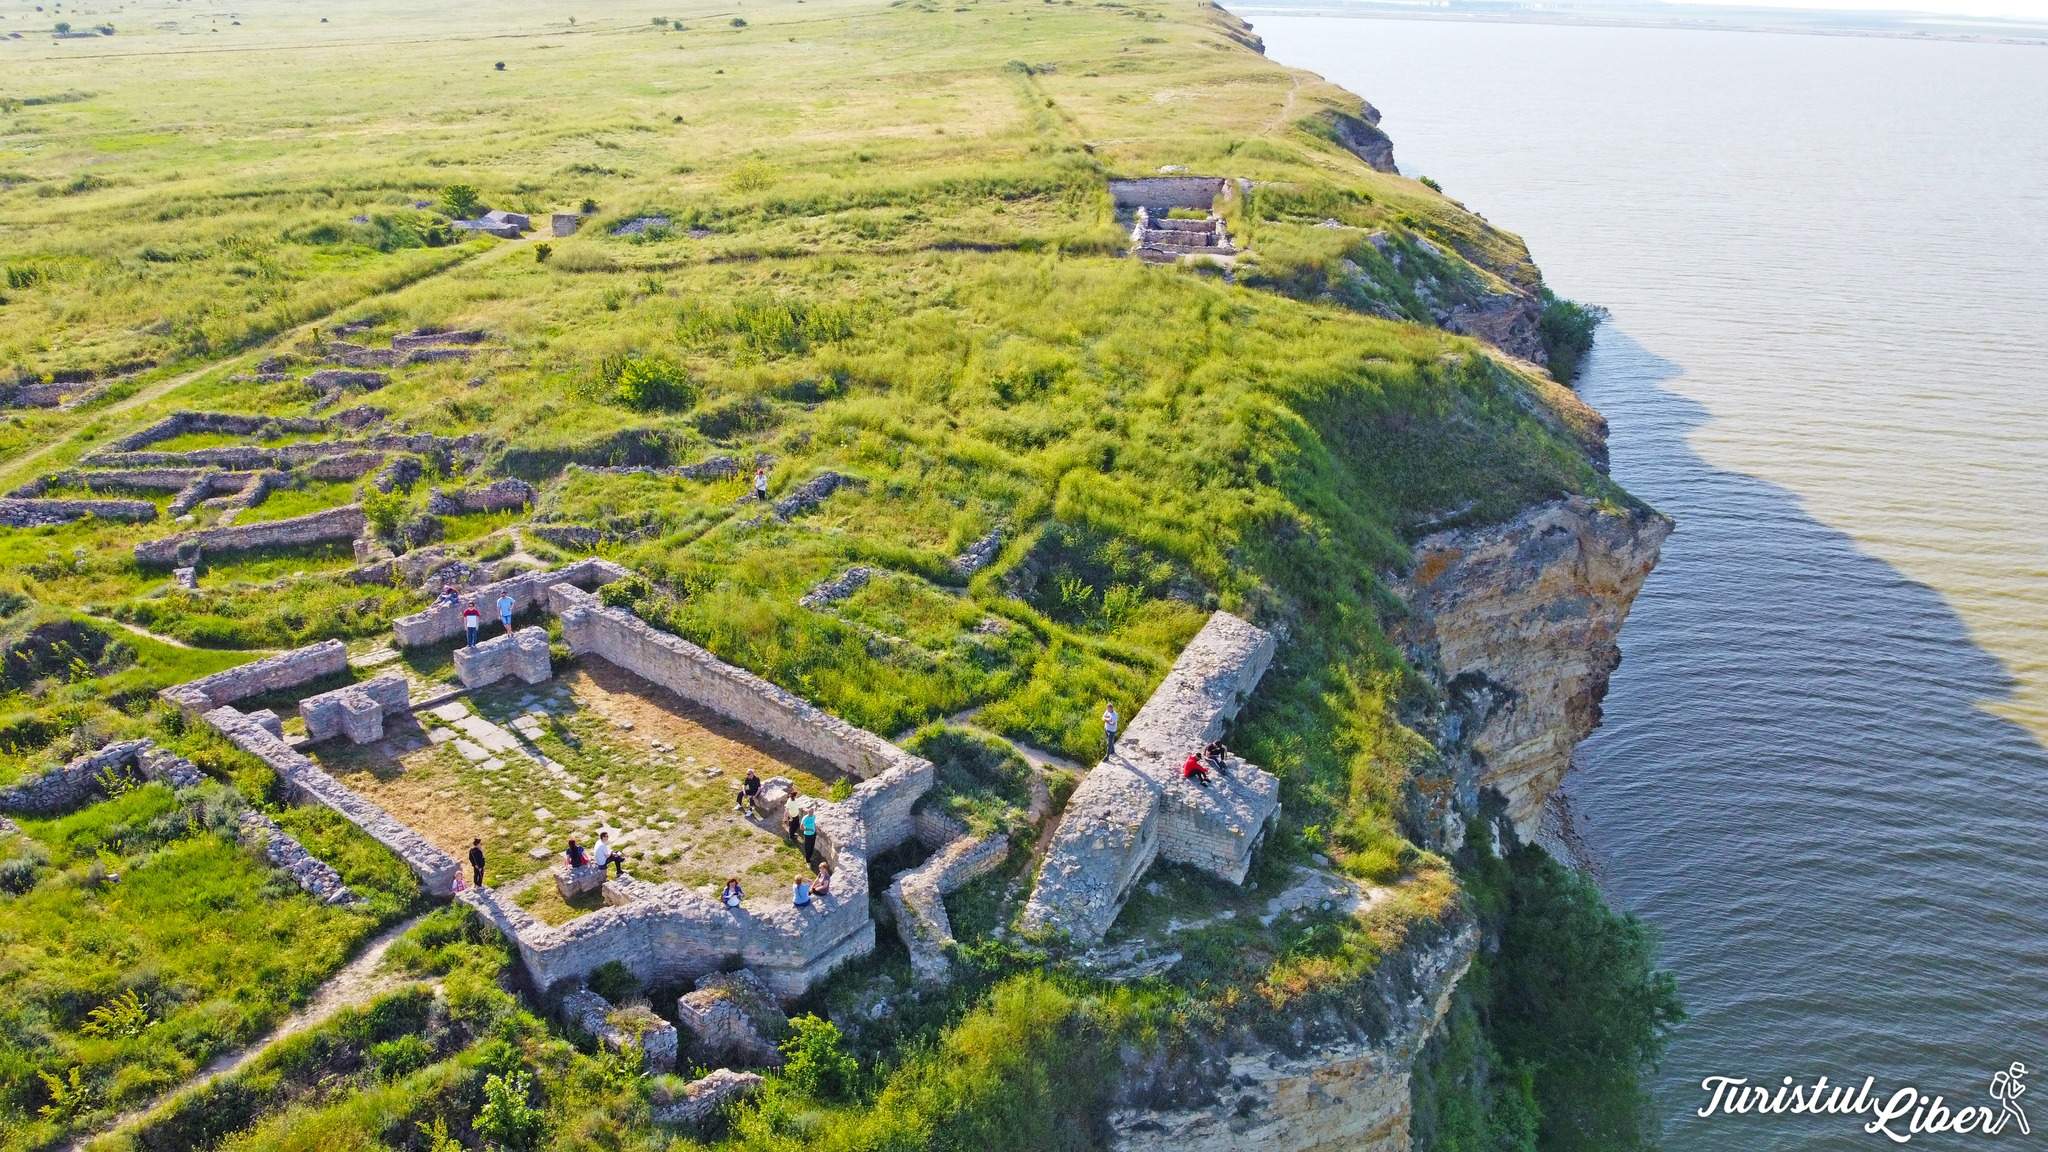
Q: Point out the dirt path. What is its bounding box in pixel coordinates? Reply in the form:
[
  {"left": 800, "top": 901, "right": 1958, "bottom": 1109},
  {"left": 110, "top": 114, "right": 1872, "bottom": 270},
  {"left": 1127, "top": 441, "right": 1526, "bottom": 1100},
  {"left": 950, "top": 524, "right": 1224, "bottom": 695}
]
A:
[{"left": 70, "top": 911, "right": 434, "bottom": 1151}]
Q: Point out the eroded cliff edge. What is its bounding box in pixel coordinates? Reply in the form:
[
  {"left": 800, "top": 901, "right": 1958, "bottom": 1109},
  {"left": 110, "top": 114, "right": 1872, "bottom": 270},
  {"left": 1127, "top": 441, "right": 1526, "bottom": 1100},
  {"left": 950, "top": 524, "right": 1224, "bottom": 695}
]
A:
[{"left": 1401, "top": 496, "right": 1671, "bottom": 843}]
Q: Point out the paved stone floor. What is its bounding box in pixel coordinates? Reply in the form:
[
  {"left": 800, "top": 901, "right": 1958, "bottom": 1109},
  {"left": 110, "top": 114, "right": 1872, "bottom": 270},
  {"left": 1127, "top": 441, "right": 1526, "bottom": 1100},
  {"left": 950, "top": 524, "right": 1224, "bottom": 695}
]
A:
[{"left": 311, "top": 657, "right": 845, "bottom": 915}]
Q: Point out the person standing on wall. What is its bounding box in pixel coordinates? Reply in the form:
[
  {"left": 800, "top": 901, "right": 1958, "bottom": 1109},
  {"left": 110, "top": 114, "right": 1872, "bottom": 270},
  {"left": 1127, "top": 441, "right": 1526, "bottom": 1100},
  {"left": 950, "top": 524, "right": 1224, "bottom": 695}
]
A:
[
  {"left": 468, "top": 838, "right": 487, "bottom": 888},
  {"left": 497, "top": 591, "right": 515, "bottom": 635},
  {"left": 1103, "top": 702, "right": 1120, "bottom": 755},
  {"left": 462, "top": 601, "right": 482, "bottom": 648}
]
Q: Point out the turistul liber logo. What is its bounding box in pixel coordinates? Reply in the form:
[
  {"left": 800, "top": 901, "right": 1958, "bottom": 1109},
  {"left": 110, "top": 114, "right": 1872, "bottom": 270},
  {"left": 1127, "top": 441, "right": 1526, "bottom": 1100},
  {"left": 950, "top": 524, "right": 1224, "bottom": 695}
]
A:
[{"left": 1698, "top": 1063, "right": 2031, "bottom": 1143}]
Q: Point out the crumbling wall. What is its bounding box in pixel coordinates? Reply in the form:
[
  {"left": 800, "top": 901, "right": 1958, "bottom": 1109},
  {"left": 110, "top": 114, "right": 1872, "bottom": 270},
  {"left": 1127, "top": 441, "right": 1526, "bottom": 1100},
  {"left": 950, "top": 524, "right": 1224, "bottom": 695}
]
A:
[{"left": 134, "top": 504, "right": 366, "bottom": 566}]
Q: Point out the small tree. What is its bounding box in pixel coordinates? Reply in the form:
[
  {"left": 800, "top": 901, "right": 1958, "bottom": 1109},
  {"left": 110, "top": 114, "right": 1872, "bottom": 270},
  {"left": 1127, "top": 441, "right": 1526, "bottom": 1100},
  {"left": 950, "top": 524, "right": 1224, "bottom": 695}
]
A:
[
  {"left": 610, "top": 355, "right": 697, "bottom": 412},
  {"left": 52, "top": 20, "right": 71, "bottom": 33},
  {"left": 580, "top": 197, "right": 598, "bottom": 214},
  {"left": 780, "top": 1014, "right": 858, "bottom": 1100},
  {"left": 533, "top": 242, "right": 553, "bottom": 263},
  {"left": 474, "top": 1071, "right": 545, "bottom": 1150},
  {"left": 438, "top": 183, "right": 482, "bottom": 219}
]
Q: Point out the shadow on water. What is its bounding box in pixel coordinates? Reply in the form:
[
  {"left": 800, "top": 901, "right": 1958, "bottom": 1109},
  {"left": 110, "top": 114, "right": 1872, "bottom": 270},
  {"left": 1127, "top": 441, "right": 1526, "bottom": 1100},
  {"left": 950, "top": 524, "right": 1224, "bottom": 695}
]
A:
[{"left": 1565, "top": 328, "right": 2048, "bottom": 1151}]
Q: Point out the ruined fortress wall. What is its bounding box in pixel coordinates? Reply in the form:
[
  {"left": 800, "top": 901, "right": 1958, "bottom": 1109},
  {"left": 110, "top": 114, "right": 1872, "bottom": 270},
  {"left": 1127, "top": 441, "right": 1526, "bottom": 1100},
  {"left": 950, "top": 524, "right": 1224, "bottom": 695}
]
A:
[
  {"left": 553, "top": 586, "right": 931, "bottom": 783},
  {"left": 391, "top": 557, "right": 626, "bottom": 648},
  {"left": 134, "top": 504, "right": 365, "bottom": 566},
  {"left": 162, "top": 639, "right": 348, "bottom": 712}
]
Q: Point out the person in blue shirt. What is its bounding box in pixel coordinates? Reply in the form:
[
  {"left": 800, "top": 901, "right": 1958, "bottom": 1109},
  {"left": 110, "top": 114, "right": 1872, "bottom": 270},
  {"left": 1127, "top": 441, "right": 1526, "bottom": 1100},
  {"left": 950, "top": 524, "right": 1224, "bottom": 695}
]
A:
[
  {"left": 792, "top": 875, "right": 813, "bottom": 907},
  {"left": 800, "top": 810, "right": 818, "bottom": 864},
  {"left": 497, "top": 592, "right": 516, "bottom": 634}
]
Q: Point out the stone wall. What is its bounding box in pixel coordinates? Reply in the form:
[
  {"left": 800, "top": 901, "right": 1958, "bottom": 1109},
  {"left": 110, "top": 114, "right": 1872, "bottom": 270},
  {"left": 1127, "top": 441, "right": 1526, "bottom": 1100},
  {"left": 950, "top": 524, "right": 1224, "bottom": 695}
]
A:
[
  {"left": 0, "top": 497, "right": 157, "bottom": 528},
  {"left": 562, "top": 988, "right": 679, "bottom": 1072},
  {"left": 1021, "top": 612, "right": 1281, "bottom": 945},
  {"left": 0, "top": 739, "right": 153, "bottom": 814},
  {"left": 1110, "top": 177, "right": 1228, "bottom": 213},
  {"left": 161, "top": 639, "right": 348, "bottom": 712},
  {"left": 425, "top": 478, "right": 536, "bottom": 516},
  {"left": 134, "top": 504, "right": 366, "bottom": 566},
  {"left": 110, "top": 411, "right": 328, "bottom": 453},
  {"left": 884, "top": 831, "right": 1010, "bottom": 985},
  {"left": 554, "top": 585, "right": 931, "bottom": 784},
  {"left": 392, "top": 557, "right": 626, "bottom": 648},
  {"left": 203, "top": 704, "right": 460, "bottom": 895}
]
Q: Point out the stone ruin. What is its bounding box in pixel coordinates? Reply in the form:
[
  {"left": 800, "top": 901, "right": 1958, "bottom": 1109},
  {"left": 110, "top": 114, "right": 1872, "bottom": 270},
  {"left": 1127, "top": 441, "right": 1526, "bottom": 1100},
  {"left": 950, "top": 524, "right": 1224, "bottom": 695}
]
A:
[
  {"left": 453, "top": 626, "right": 552, "bottom": 689},
  {"left": 561, "top": 988, "right": 679, "bottom": 1072},
  {"left": 0, "top": 737, "right": 357, "bottom": 906},
  {"left": 1109, "top": 176, "right": 1244, "bottom": 264},
  {"left": 1021, "top": 611, "right": 1281, "bottom": 945},
  {"left": 0, "top": 496, "right": 157, "bottom": 528},
  {"left": 134, "top": 504, "right": 367, "bottom": 567},
  {"left": 157, "top": 557, "right": 937, "bottom": 1002}
]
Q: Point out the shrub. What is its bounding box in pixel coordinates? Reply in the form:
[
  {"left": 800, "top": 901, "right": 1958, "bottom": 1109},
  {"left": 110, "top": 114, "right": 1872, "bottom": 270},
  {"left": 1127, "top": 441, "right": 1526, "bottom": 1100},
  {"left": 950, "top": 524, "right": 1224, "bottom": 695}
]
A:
[
  {"left": 608, "top": 354, "right": 698, "bottom": 412},
  {"left": 586, "top": 960, "right": 638, "bottom": 1004},
  {"left": 1419, "top": 175, "right": 1442, "bottom": 192},
  {"left": 81, "top": 987, "right": 152, "bottom": 1038},
  {"left": 368, "top": 1033, "right": 435, "bottom": 1078},
  {"left": 580, "top": 197, "right": 598, "bottom": 214},
  {"left": 533, "top": 242, "right": 553, "bottom": 263},
  {"left": 361, "top": 488, "right": 409, "bottom": 540},
  {"left": 438, "top": 183, "right": 482, "bottom": 219},
  {"left": 494, "top": 60, "right": 507, "bottom": 71},
  {"left": 730, "top": 16, "right": 748, "bottom": 26},
  {"left": 780, "top": 1014, "right": 858, "bottom": 1100},
  {"left": 1537, "top": 290, "right": 1603, "bottom": 385},
  {"left": 475, "top": 1070, "right": 545, "bottom": 1150}
]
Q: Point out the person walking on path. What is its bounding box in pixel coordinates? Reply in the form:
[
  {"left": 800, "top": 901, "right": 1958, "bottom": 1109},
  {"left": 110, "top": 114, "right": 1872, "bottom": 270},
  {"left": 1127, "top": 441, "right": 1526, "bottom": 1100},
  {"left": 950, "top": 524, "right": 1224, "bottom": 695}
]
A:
[
  {"left": 462, "top": 601, "right": 482, "bottom": 648},
  {"left": 800, "top": 810, "right": 818, "bottom": 865},
  {"left": 1102, "top": 703, "right": 1120, "bottom": 754},
  {"left": 754, "top": 466, "right": 770, "bottom": 501},
  {"left": 497, "top": 592, "right": 515, "bottom": 634},
  {"left": 593, "top": 830, "right": 626, "bottom": 878},
  {"left": 467, "top": 838, "right": 486, "bottom": 888}
]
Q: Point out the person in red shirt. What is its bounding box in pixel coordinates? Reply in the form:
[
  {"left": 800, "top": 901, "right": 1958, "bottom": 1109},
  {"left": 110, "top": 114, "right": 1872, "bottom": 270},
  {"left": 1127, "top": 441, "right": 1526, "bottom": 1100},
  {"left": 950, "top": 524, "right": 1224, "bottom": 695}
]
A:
[
  {"left": 461, "top": 601, "right": 482, "bottom": 648},
  {"left": 1182, "top": 751, "right": 1211, "bottom": 787}
]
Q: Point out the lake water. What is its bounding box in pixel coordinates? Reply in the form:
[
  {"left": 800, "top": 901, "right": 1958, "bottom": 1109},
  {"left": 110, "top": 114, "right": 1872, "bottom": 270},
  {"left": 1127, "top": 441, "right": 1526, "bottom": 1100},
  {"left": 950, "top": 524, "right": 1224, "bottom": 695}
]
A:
[{"left": 1247, "top": 14, "right": 2048, "bottom": 1149}]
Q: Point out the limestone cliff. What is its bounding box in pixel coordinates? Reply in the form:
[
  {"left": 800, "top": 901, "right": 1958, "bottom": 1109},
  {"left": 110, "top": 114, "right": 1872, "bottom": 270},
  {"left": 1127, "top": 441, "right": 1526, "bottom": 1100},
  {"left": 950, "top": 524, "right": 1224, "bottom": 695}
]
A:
[
  {"left": 1399, "top": 496, "right": 1671, "bottom": 841},
  {"left": 1108, "top": 913, "right": 1478, "bottom": 1152}
]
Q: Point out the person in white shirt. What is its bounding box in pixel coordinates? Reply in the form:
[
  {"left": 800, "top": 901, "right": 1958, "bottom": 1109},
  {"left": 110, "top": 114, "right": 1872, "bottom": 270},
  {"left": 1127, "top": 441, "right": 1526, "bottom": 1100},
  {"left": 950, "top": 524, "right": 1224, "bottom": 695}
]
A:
[
  {"left": 1102, "top": 703, "right": 1120, "bottom": 753},
  {"left": 592, "top": 830, "right": 626, "bottom": 878}
]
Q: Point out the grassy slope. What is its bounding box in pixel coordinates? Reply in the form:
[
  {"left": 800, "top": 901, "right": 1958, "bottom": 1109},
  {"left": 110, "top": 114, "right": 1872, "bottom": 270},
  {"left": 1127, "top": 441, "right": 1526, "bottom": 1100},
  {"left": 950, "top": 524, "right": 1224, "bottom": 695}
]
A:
[{"left": 1, "top": 0, "right": 1641, "bottom": 1145}]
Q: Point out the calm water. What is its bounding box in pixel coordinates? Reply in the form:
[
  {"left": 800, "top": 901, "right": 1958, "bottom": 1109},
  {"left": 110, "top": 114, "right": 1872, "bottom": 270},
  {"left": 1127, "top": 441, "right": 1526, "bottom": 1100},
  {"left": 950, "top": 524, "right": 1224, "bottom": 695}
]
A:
[{"left": 1249, "top": 15, "right": 2048, "bottom": 1149}]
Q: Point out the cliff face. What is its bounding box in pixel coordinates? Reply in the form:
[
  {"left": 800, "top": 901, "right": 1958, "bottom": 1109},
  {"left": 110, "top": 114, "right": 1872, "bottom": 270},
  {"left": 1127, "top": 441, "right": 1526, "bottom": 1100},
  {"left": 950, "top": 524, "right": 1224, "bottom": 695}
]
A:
[
  {"left": 1108, "top": 914, "right": 1479, "bottom": 1152},
  {"left": 1399, "top": 496, "right": 1672, "bottom": 841}
]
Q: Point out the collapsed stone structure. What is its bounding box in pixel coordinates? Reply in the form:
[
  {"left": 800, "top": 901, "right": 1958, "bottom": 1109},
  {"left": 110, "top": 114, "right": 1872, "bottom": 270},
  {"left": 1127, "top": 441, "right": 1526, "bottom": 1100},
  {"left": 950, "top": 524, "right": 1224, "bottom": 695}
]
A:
[
  {"left": 1021, "top": 612, "right": 1281, "bottom": 944},
  {"left": 1110, "top": 177, "right": 1243, "bottom": 264},
  {"left": 134, "top": 504, "right": 366, "bottom": 567},
  {"left": 562, "top": 988, "right": 679, "bottom": 1072},
  {"left": 0, "top": 497, "right": 157, "bottom": 527},
  {"left": 0, "top": 737, "right": 356, "bottom": 905}
]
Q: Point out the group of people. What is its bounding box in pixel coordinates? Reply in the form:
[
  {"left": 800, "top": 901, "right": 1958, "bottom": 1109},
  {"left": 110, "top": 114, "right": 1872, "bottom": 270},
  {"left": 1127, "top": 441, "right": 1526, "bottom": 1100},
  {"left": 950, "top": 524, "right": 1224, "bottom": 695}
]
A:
[
  {"left": 1104, "top": 700, "right": 1232, "bottom": 788},
  {"left": 562, "top": 829, "right": 629, "bottom": 877},
  {"left": 1181, "top": 740, "right": 1231, "bottom": 787},
  {"left": 438, "top": 584, "right": 519, "bottom": 649}
]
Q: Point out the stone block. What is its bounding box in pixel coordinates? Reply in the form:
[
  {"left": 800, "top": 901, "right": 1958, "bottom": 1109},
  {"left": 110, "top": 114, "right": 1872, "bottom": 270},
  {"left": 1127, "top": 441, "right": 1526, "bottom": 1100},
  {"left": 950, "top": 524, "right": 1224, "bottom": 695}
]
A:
[
  {"left": 247, "top": 709, "right": 285, "bottom": 738},
  {"left": 649, "top": 1068, "right": 761, "bottom": 1134},
  {"left": 676, "top": 969, "right": 787, "bottom": 1068},
  {"left": 562, "top": 989, "right": 678, "bottom": 1072},
  {"left": 300, "top": 673, "right": 409, "bottom": 745},
  {"left": 556, "top": 862, "right": 606, "bottom": 901},
  {"left": 454, "top": 626, "right": 552, "bottom": 689}
]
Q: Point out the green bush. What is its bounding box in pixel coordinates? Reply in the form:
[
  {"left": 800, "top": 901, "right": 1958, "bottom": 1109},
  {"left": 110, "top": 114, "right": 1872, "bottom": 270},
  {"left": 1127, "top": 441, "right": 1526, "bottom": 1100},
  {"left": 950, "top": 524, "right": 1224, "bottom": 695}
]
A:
[
  {"left": 437, "top": 183, "right": 482, "bottom": 219},
  {"left": 779, "top": 1014, "right": 858, "bottom": 1101},
  {"left": 1537, "top": 290, "right": 1602, "bottom": 385},
  {"left": 606, "top": 354, "right": 698, "bottom": 412},
  {"left": 475, "top": 1070, "right": 545, "bottom": 1150},
  {"left": 368, "top": 1033, "right": 435, "bottom": 1078},
  {"left": 586, "top": 960, "right": 638, "bottom": 1004}
]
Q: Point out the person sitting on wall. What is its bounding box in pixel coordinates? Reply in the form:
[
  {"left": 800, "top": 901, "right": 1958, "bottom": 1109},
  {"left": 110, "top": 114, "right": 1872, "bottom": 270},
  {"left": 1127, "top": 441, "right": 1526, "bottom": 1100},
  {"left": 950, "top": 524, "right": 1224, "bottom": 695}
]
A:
[
  {"left": 462, "top": 601, "right": 482, "bottom": 648},
  {"left": 812, "top": 859, "right": 833, "bottom": 897},
  {"left": 565, "top": 837, "right": 588, "bottom": 869},
  {"left": 593, "top": 829, "right": 626, "bottom": 878},
  {"left": 736, "top": 767, "right": 762, "bottom": 815},
  {"left": 722, "top": 877, "right": 744, "bottom": 909},
  {"left": 792, "top": 874, "right": 813, "bottom": 907},
  {"left": 1203, "top": 740, "right": 1231, "bottom": 776},
  {"left": 1181, "top": 751, "right": 1212, "bottom": 787},
  {"left": 437, "top": 583, "right": 460, "bottom": 607}
]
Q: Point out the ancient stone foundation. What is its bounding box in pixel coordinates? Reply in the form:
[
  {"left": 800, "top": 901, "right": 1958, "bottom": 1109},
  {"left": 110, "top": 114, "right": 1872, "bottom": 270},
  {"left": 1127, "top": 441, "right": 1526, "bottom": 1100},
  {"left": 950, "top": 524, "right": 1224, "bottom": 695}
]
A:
[
  {"left": 0, "top": 497, "right": 157, "bottom": 528},
  {"left": 392, "top": 557, "right": 625, "bottom": 648},
  {"left": 134, "top": 504, "right": 366, "bottom": 567},
  {"left": 1022, "top": 612, "right": 1281, "bottom": 945},
  {"left": 562, "top": 989, "right": 679, "bottom": 1072},
  {"left": 301, "top": 673, "right": 410, "bottom": 744},
  {"left": 885, "top": 832, "right": 1010, "bottom": 985},
  {"left": 162, "top": 638, "right": 348, "bottom": 712}
]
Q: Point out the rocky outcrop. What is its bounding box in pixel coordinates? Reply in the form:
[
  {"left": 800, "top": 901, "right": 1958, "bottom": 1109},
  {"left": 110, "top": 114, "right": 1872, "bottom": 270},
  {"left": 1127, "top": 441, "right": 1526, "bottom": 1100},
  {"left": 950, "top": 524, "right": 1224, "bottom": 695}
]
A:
[
  {"left": 1307, "top": 105, "right": 1397, "bottom": 175},
  {"left": 1399, "top": 495, "right": 1670, "bottom": 840},
  {"left": 1109, "top": 913, "right": 1477, "bottom": 1152}
]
